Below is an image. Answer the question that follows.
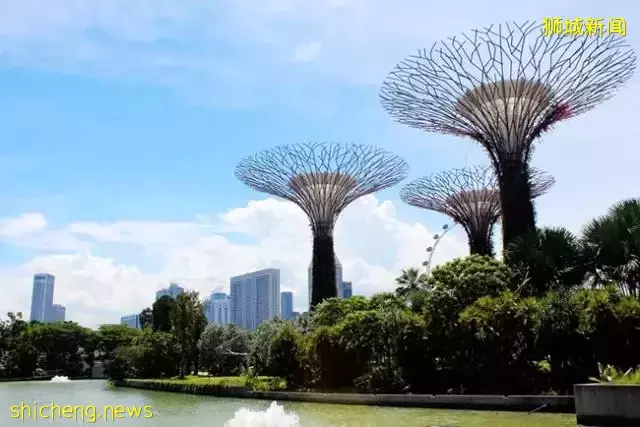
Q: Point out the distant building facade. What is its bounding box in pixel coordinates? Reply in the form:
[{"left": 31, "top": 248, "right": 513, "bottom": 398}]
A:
[
  {"left": 50, "top": 304, "right": 66, "bottom": 323},
  {"left": 156, "top": 283, "right": 184, "bottom": 300},
  {"left": 342, "top": 281, "right": 353, "bottom": 298},
  {"left": 308, "top": 256, "right": 343, "bottom": 306},
  {"left": 30, "top": 273, "right": 55, "bottom": 322},
  {"left": 230, "top": 269, "right": 280, "bottom": 331},
  {"left": 120, "top": 314, "right": 140, "bottom": 329},
  {"left": 207, "top": 292, "right": 230, "bottom": 325},
  {"left": 280, "top": 291, "right": 294, "bottom": 320}
]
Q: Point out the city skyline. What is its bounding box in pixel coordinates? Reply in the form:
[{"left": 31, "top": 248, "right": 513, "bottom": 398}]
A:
[{"left": 0, "top": 0, "right": 638, "bottom": 328}]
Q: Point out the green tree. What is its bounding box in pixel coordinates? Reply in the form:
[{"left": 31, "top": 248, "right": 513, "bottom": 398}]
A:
[
  {"left": 425, "top": 256, "right": 513, "bottom": 392},
  {"left": 506, "top": 227, "right": 586, "bottom": 296},
  {"left": 0, "top": 312, "right": 37, "bottom": 377},
  {"left": 139, "top": 307, "right": 153, "bottom": 329},
  {"left": 460, "top": 290, "right": 541, "bottom": 393},
  {"left": 395, "top": 268, "right": 428, "bottom": 297},
  {"left": 24, "top": 322, "right": 94, "bottom": 377},
  {"left": 152, "top": 296, "right": 175, "bottom": 332},
  {"left": 270, "top": 322, "right": 304, "bottom": 388},
  {"left": 537, "top": 290, "right": 593, "bottom": 393},
  {"left": 312, "top": 296, "right": 369, "bottom": 328},
  {"left": 95, "top": 324, "right": 142, "bottom": 358},
  {"left": 171, "top": 291, "right": 207, "bottom": 377},
  {"left": 199, "top": 323, "right": 248, "bottom": 376},
  {"left": 582, "top": 199, "right": 640, "bottom": 296},
  {"left": 248, "top": 318, "right": 283, "bottom": 375}
]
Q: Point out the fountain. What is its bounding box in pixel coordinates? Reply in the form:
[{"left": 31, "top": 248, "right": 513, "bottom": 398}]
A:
[
  {"left": 50, "top": 375, "right": 71, "bottom": 382},
  {"left": 225, "top": 402, "right": 299, "bottom": 427}
]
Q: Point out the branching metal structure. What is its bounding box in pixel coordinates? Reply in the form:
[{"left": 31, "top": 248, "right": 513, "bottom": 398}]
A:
[
  {"left": 235, "top": 142, "right": 409, "bottom": 308},
  {"left": 381, "top": 21, "right": 635, "bottom": 248},
  {"left": 401, "top": 165, "right": 555, "bottom": 256}
]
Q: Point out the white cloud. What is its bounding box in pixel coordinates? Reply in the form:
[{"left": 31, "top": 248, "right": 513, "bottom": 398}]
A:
[
  {"left": 291, "top": 42, "right": 322, "bottom": 62},
  {"left": 0, "top": 213, "right": 47, "bottom": 236},
  {"left": 1, "top": 0, "right": 633, "bottom": 91},
  {"left": 0, "top": 196, "right": 467, "bottom": 328}
]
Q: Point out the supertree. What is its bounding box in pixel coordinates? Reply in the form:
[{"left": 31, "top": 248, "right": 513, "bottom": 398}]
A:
[
  {"left": 380, "top": 21, "right": 635, "bottom": 248},
  {"left": 401, "top": 165, "right": 555, "bottom": 256},
  {"left": 235, "top": 142, "right": 409, "bottom": 308}
]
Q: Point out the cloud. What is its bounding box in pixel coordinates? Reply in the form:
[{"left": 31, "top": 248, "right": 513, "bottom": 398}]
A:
[
  {"left": 1, "top": 0, "right": 631, "bottom": 96},
  {"left": 0, "top": 213, "right": 47, "bottom": 237},
  {"left": 291, "top": 42, "right": 322, "bottom": 62},
  {"left": 0, "top": 196, "right": 467, "bottom": 327}
]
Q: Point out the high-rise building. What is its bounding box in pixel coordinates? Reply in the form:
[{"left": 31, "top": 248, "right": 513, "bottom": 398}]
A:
[
  {"left": 230, "top": 269, "right": 280, "bottom": 331},
  {"left": 342, "top": 281, "right": 353, "bottom": 298},
  {"left": 308, "top": 256, "right": 343, "bottom": 306},
  {"left": 207, "top": 292, "right": 230, "bottom": 325},
  {"left": 156, "top": 283, "right": 184, "bottom": 300},
  {"left": 29, "top": 273, "right": 55, "bottom": 322},
  {"left": 280, "top": 291, "right": 294, "bottom": 320},
  {"left": 50, "top": 304, "right": 66, "bottom": 323},
  {"left": 120, "top": 314, "right": 140, "bottom": 329}
]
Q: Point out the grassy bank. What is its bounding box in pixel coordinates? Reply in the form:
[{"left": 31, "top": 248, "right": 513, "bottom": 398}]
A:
[{"left": 127, "top": 375, "right": 285, "bottom": 391}]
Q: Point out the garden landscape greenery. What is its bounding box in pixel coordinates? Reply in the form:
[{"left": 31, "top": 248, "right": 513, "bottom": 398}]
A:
[{"left": 1, "top": 198, "right": 639, "bottom": 396}]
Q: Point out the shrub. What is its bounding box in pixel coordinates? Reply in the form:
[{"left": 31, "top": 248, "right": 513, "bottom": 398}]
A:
[{"left": 269, "top": 323, "right": 304, "bottom": 388}]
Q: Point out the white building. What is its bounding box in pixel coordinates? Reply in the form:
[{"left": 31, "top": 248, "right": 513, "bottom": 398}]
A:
[
  {"left": 29, "top": 273, "right": 55, "bottom": 322},
  {"left": 120, "top": 314, "right": 140, "bottom": 329},
  {"left": 230, "top": 269, "right": 280, "bottom": 331},
  {"left": 207, "top": 292, "right": 230, "bottom": 325},
  {"left": 51, "top": 304, "right": 66, "bottom": 323},
  {"left": 308, "top": 256, "right": 343, "bottom": 306},
  {"left": 156, "top": 283, "right": 184, "bottom": 300}
]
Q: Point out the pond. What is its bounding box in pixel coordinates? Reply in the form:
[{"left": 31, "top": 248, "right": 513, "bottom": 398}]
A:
[{"left": 0, "top": 379, "right": 577, "bottom": 426}]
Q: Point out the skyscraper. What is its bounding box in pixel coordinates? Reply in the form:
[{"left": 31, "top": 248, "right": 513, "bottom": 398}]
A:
[
  {"left": 51, "top": 304, "right": 66, "bottom": 323},
  {"left": 230, "top": 269, "right": 280, "bottom": 331},
  {"left": 207, "top": 292, "right": 230, "bottom": 325},
  {"left": 280, "top": 291, "right": 294, "bottom": 320},
  {"left": 156, "top": 283, "right": 184, "bottom": 300},
  {"left": 29, "top": 273, "right": 55, "bottom": 322},
  {"left": 342, "top": 281, "right": 353, "bottom": 298},
  {"left": 120, "top": 314, "right": 140, "bottom": 329},
  {"left": 308, "top": 256, "right": 343, "bottom": 306}
]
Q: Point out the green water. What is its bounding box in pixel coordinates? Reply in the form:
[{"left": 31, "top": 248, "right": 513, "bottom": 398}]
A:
[{"left": 0, "top": 380, "right": 577, "bottom": 426}]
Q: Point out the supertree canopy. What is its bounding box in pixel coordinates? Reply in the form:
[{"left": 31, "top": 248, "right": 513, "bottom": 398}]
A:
[
  {"left": 400, "top": 165, "right": 555, "bottom": 256},
  {"left": 380, "top": 21, "right": 635, "bottom": 248},
  {"left": 235, "top": 142, "right": 409, "bottom": 308}
]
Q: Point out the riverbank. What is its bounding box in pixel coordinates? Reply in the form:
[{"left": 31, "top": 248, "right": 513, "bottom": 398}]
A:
[{"left": 119, "top": 378, "right": 575, "bottom": 413}]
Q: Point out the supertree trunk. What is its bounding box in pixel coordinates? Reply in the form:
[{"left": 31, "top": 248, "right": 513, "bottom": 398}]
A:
[
  {"left": 498, "top": 159, "right": 536, "bottom": 248},
  {"left": 468, "top": 227, "right": 494, "bottom": 257},
  {"left": 311, "top": 232, "right": 338, "bottom": 308}
]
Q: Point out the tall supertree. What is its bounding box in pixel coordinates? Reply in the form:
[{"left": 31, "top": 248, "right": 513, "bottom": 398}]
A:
[
  {"left": 235, "top": 142, "right": 408, "bottom": 308},
  {"left": 401, "top": 165, "right": 554, "bottom": 256},
  {"left": 380, "top": 21, "right": 635, "bottom": 248}
]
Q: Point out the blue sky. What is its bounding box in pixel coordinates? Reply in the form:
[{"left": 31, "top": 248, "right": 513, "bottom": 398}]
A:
[{"left": 0, "top": 0, "right": 638, "bottom": 327}]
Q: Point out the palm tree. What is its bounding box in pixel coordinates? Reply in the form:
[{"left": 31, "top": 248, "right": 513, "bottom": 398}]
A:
[
  {"left": 582, "top": 199, "right": 640, "bottom": 297},
  {"left": 395, "top": 268, "right": 428, "bottom": 297},
  {"left": 505, "top": 227, "right": 586, "bottom": 296}
]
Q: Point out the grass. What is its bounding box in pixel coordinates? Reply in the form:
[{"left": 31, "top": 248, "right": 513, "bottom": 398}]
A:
[{"left": 134, "top": 375, "right": 283, "bottom": 389}]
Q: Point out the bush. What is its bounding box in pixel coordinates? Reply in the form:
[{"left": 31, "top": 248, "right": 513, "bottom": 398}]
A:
[{"left": 269, "top": 323, "right": 304, "bottom": 388}]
